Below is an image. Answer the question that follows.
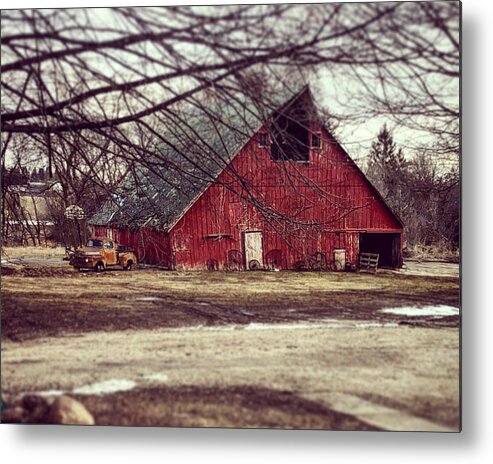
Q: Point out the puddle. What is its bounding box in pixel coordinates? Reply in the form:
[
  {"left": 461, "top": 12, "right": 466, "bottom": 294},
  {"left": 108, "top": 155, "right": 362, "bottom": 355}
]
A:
[
  {"left": 143, "top": 373, "right": 169, "bottom": 382},
  {"left": 72, "top": 379, "right": 137, "bottom": 395},
  {"left": 379, "top": 305, "right": 459, "bottom": 317}
]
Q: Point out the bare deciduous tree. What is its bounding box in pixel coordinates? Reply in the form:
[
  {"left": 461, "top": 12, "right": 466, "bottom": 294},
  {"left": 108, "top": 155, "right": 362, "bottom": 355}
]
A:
[{"left": 1, "top": 3, "right": 460, "bottom": 254}]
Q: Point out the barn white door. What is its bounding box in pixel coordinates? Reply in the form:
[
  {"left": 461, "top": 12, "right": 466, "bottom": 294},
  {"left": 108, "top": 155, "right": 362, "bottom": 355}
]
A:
[{"left": 243, "top": 231, "right": 264, "bottom": 270}]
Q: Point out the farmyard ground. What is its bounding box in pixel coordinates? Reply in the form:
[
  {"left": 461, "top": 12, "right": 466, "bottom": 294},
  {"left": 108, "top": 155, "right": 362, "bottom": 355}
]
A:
[{"left": 1, "top": 249, "right": 460, "bottom": 430}]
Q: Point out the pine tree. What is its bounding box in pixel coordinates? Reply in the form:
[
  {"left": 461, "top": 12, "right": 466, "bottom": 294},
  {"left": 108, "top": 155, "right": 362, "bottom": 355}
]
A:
[
  {"left": 366, "top": 124, "right": 408, "bottom": 216},
  {"left": 368, "top": 125, "right": 405, "bottom": 176}
]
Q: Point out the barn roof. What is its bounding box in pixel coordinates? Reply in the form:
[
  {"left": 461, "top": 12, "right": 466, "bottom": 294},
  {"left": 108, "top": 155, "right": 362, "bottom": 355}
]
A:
[
  {"left": 90, "top": 84, "right": 404, "bottom": 231},
  {"left": 89, "top": 83, "right": 311, "bottom": 230}
]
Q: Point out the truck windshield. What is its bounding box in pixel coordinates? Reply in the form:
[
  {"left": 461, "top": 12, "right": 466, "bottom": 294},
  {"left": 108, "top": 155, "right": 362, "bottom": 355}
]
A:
[{"left": 86, "top": 239, "right": 103, "bottom": 248}]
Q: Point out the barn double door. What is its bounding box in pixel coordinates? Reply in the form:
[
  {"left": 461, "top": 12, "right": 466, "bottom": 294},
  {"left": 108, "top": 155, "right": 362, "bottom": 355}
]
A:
[{"left": 243, "top": 231, "right": 264, "bottom": 270}]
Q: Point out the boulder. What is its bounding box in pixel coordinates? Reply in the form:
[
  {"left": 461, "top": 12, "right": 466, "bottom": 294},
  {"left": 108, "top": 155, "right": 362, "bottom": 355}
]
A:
[
  {"left": 46, "top": 396, "right": 95, "bottom": 425},
  {"left": 1, "top": 406, "right": 26, "bottom": 423},
  {"left": 22, "top": 394, "right": 50, "bottom": 422}
]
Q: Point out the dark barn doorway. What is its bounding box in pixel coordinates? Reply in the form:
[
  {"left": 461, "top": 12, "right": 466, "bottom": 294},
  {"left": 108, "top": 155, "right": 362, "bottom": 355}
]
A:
[{"left": 359, "top": 232, "right": 402, "bottom": 268}]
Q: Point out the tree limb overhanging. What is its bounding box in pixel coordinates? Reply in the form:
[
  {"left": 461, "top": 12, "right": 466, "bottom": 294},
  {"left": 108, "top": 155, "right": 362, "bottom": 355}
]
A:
[{"left": 1, "top": 3, "right": 459, "bottom": 252}]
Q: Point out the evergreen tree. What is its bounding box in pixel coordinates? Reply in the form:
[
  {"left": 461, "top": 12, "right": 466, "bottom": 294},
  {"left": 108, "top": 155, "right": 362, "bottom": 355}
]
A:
[
  {"left": 366, "top": 125, "right": 459, "bottom": 250},
  {"left": 366, "top": 125, "right": 408, "bottom": 215},
  {"left": 3, "top": 167, "right": 28, "bottom": 186}
]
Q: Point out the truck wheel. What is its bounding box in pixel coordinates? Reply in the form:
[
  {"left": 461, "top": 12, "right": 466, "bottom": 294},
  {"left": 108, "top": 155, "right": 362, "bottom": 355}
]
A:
[
  {"left": 95, "top": 262, "right": 105, "bottom": 273},
  {"left": 124, "top": 261, "right": 133, "bottom": 271}
]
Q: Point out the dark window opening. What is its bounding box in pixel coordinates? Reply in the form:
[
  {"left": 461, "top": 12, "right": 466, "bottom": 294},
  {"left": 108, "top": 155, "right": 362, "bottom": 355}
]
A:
[
  {"left": 258, "top": 133, "right": 268, "bottom": 147},
  {"left": 270, "top": 101, "right": 309, "bottom": 162},
  {"left": 311, "top": 132, "right": 321, "bottom": 149}
]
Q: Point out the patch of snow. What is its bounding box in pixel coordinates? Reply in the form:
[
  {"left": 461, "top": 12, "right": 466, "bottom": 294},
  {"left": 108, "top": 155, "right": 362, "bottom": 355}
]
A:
[
  {"left": 165, "top": 324, "right": 242, "bottom": 333},
  {"left": 129, "top": 296, "right": 163, "bottom": 302},
  {"left": 240, "top": 310, "right": 254, "bottom": 316},
  {"left": 379, "top": 305, "right": 459, "bottom": 317},
  {"left": 355, "top": 322, "right": 399, "bottom": 329},
  {"left": 245, "top": 320, "right": 400, "bottom": 331},
  {"left": 28, "top": 389, "right": 65, "bottom": 397},
  {"left": 143, "top": 373, "right": 169, "bottom": 382},
  {"left": 72, "top": 379, "right": 137, "bottom": 395},
  {"left": 156, "top": 319, "right": 403, "bottom": 334},
  {"left": 245, "top": 321, "right": 345, "bottom": 331}
]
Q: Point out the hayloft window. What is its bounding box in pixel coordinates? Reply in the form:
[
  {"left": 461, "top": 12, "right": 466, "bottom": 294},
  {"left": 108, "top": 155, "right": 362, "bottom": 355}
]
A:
[
  {"left": 258, "top": 132, "right": 268, "bottom": 147},
  {"left": 270, "top": 100, "right": 309, "bottom": 162},
  {"left": 311, "top": 132, "right": 321, "bottom": 149}
]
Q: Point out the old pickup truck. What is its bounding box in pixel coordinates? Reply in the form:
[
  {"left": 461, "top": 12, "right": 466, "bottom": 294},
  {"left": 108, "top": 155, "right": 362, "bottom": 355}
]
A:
[{"left": 69, "top": 237, "right": 137, "bottom": 272}]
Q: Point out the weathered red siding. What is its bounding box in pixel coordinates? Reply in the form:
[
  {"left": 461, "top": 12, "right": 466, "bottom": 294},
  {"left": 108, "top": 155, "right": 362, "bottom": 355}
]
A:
[
  {"left": 167, "top": 123, "right": 402, "bottom": 271},
  {"left": 92, "top": 225, "right": 171, "bottom": 267}
]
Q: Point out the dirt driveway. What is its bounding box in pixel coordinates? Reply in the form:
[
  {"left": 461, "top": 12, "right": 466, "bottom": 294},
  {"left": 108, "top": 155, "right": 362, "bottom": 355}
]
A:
[
  {"left": 400, "top": 260, "right": 459, "bottom": 278},
  {"left": 1, "top": 252, "right": 460, "bottom": 430},
  {"left": 2, "top": 320, "right": 459, "bottom": 431}
]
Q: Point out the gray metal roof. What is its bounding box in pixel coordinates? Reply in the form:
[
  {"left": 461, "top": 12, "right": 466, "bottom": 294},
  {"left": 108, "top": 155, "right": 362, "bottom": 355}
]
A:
[{"left": 89, "top": 84, "right": 309, "bottom": 231}]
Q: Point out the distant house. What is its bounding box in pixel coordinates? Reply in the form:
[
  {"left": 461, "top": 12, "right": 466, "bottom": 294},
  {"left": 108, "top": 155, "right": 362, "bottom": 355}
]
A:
[
  {"left": 4, "top": 181, "right": 56, "bottom": 245},
  {"left": 90, "top": 86, "right": 403, "bottom": 270}
]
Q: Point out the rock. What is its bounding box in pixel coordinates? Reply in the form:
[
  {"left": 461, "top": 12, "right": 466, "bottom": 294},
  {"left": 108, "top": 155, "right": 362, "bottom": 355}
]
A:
[
  {"left": 46, "top": 396, "right": 95, "bottom": 425},
  {"left": 22, "top": 394, "right": 50, "bottom": 422},
  {"left": 22, "top": 394, "right": 48, "bottom": 411},
  {"left": 1, "top": 406, "right": 26, "bottom": 423}
]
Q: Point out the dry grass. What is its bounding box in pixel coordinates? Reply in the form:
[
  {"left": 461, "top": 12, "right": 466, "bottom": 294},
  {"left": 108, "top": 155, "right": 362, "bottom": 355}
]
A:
[
  {"left": 2, "top": 246, "right": 66, "bottom": 259},
  {"left": 2, "top": 263, "right": 459, "bottom": 342},
  {"left": 406, "top": 243, "right": 460, "bottom": 263},
  {"left": 69, "top": 385, "right": 378, "bottom": 429}
]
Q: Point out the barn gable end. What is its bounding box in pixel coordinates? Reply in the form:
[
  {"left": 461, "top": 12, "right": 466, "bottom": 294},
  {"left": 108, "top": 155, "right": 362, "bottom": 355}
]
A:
[{"left": 167, "top": 89, "right": 403, "bottom": 270}]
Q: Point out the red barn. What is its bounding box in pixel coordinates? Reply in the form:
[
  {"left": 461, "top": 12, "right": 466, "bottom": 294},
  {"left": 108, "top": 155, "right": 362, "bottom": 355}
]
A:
[{"left": 90, "top": 86, "right": 403, "bottom": 270}]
